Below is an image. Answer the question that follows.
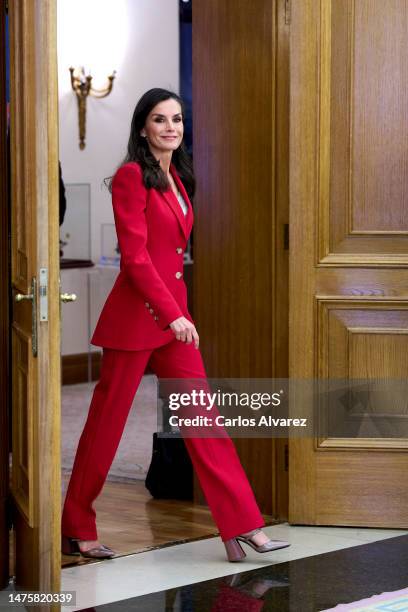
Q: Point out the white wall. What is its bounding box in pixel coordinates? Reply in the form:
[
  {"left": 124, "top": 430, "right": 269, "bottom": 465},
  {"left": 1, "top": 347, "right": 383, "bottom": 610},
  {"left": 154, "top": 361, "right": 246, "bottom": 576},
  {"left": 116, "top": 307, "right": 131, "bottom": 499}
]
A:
[{"left": 57, "top": 0, "right": 180, "bottom": 264}]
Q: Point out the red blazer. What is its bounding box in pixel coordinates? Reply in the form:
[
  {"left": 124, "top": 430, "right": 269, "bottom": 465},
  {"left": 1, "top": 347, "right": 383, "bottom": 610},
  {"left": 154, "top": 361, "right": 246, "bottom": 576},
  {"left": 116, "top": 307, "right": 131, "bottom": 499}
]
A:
[{"left": 91, "top": 161, "right": 194, "bottom": 351}]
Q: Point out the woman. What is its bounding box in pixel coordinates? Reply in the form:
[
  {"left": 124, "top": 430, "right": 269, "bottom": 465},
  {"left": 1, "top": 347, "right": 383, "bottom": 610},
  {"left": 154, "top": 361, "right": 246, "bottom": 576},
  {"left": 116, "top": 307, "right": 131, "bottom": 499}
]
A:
[{"left": 61, "top": 88, "right": 290, "bottom": 562}]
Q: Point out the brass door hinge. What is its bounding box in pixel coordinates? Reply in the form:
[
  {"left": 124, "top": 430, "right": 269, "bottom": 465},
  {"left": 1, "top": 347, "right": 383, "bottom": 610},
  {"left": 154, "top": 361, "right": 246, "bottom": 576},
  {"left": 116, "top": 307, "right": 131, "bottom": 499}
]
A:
[{"left": 285, "top": 0, "right": 291, "bottom": 25}]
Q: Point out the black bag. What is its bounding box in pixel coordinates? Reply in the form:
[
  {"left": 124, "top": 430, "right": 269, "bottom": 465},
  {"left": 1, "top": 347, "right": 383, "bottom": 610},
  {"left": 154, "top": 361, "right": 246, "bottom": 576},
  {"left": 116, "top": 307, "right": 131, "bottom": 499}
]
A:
[
  {"left": 145, "top": 432, "right": 193, "bottom": 500},
  {"left": 145, "top": 398, "right": 193, "bottom": 500}
]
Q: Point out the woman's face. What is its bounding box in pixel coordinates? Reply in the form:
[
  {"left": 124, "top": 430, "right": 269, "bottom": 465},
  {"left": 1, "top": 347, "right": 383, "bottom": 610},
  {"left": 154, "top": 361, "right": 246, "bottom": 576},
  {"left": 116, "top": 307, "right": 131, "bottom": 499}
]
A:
[{"left": 140, "top": 98, "right": 184, "bottom": 156}]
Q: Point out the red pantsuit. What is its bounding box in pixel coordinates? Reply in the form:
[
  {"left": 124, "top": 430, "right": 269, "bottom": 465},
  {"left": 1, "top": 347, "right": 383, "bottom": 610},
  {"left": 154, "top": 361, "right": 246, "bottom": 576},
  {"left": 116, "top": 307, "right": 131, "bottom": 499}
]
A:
[
  {"left": 61, "top": 161, "right": 265, "bottom": 542},
  {"left": 61, "top": 340, "right": 265, "bottom": 541}
]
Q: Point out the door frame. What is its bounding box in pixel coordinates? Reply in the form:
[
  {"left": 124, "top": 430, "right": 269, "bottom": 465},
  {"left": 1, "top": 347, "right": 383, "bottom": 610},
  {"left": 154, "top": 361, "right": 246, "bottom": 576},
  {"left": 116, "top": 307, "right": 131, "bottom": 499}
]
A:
[
  {"left": 192, "top": 0, "right": 290, "bottom": 521},
  {"left": 0, "top": 0, "right": 10, "bottom": 589},
  {"left": 8, "top": 0, "right": 61, "bottom": 592}
]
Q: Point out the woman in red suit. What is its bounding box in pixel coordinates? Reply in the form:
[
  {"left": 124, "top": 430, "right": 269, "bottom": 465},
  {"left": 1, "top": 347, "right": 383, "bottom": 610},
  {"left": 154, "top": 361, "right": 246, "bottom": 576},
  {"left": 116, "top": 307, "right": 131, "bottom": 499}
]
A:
[{"left": 61, "top": 88, "right": 290, "bottom": 562}]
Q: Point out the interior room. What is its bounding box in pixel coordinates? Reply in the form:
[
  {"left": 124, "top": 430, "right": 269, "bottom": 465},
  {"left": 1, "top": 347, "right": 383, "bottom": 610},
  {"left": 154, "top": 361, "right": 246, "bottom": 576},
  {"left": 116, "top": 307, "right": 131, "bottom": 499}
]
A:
[{"left": 1, "top": 0, "right": 408, "bottom": 610}]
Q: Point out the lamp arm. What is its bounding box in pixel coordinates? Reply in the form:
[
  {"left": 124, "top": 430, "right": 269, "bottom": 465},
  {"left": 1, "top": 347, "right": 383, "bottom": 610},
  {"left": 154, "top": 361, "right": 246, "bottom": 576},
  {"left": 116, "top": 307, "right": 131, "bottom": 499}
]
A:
[
  {"left": 89, "top": 88, "right": 114, "bottom": 99},
  {"left": 89, "top": 75, "right": 116, "bottom": 98}
]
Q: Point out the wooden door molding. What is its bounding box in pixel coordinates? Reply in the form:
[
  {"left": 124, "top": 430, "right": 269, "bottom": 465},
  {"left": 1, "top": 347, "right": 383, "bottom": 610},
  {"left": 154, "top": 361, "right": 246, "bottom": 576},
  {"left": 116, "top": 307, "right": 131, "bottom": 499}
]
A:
[
  {"left": 9, "top": 0, "right": 60, "bottom": 592},
  {"left": 289, "top": 0, "right": 408, "bottom": 527}
]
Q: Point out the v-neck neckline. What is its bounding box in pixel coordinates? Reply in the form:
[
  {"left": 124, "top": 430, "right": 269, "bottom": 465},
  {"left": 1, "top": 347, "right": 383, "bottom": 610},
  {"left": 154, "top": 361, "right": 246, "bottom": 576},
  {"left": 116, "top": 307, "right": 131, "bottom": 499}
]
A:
[{"left": 168, "top": 174, "right": 180, "bottom": 200}]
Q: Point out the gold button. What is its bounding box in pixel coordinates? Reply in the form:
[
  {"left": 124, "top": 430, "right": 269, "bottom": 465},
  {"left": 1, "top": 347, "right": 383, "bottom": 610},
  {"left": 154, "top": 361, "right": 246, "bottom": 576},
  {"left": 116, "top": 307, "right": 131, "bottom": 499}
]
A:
[
  {"left": 176, "top": 247, "right": 183, "bottom": 254},
  {"left": 149, "top": 308, "right": 154, "bottom": 314},
  {"left": 154, "top": 316, "right": 159, "bottom": 321},
  {"left": 145, "top": 302, "right": 149, "bottom": 308},
  {"left": 175, "top": 271, "right": 182, "bottom": 279}
]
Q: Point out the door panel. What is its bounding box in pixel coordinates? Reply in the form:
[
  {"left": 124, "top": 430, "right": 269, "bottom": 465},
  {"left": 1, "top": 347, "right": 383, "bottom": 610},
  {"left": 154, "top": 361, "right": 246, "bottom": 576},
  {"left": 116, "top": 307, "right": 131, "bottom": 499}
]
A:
[
  {"left": 289, "top": 0, "right": 408, "bottom": 526},
  {"left": 9, "top": 0, "right": 60, "bottom": 593},
  {"left": 321, "top": 0, "right": 408, "bottom": 261}
]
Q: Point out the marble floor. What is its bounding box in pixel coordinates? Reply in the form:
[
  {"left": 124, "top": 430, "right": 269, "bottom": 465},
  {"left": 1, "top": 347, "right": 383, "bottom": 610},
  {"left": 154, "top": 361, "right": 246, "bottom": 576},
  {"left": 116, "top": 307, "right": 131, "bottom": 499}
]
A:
[{"left": 61, "top": 523, "right": 408, "bottom": 611}]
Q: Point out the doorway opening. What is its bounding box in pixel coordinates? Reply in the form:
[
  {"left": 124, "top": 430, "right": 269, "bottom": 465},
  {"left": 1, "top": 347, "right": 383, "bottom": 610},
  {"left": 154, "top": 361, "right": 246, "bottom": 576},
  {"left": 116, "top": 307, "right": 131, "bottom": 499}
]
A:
[{"left": 57, "top": 0, "right": 277, "bottom": 567}]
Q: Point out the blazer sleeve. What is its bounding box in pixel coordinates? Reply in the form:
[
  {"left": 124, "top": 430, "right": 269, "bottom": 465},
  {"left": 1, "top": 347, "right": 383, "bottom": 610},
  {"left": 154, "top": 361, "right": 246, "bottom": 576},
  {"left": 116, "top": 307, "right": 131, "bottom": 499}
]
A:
[{"left": 111, "top": 163, "right": 183, "bottom": 330}]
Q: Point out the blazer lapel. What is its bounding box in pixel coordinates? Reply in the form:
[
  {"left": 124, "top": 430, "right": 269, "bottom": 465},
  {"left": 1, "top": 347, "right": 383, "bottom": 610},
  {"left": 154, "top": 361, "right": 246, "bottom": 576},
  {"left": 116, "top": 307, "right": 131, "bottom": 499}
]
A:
[{"left": 162, "top": 188, "right": 187, "bottom": 241}]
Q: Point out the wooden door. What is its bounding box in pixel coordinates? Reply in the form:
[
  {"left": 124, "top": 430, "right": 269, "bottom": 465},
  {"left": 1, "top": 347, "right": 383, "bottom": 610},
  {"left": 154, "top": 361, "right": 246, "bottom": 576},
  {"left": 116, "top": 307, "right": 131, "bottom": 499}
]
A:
[
  {"left": 9, "top": 0, "right": 61, "bottom": 592},
  {"left": 192, "top": 0, "right": 290, "bottom": 518},
  {"left": 289, "top": 0, "right": 408, "bottom": 526},
  {"left": 0, "top": 0, "right": 10, "bottom": 590}
]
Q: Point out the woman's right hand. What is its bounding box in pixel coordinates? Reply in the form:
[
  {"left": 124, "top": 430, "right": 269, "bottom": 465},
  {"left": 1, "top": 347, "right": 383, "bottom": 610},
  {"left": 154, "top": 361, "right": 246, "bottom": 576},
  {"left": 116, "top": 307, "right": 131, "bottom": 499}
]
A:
[{"left": 169, "top": 317, "right": 199, "bottom": 349}]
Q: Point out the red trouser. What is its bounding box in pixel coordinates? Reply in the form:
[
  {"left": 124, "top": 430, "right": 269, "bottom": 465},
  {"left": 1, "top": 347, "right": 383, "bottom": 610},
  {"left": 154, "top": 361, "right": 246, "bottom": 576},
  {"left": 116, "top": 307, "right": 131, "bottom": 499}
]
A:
[{"left": 61, "top": 339, "right": 265, "bottom": 542}]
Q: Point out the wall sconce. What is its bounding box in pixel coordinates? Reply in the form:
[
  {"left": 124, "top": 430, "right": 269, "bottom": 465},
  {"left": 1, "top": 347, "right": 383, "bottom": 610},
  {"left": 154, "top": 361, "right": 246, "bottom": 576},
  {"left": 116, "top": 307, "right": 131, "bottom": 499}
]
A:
[{"left": 69, "top": 66, "right": 116, "bottom": 150}]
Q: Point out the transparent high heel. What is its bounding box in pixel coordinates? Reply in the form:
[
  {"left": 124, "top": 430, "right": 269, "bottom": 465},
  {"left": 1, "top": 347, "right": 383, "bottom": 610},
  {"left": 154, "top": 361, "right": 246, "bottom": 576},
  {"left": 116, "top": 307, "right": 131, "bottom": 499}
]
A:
[
  {"left": 224, "top": 529, "right": 290, "bottom": 562},
  {"left": 61, "top": 535, "right": 115, "bottom": 559}
]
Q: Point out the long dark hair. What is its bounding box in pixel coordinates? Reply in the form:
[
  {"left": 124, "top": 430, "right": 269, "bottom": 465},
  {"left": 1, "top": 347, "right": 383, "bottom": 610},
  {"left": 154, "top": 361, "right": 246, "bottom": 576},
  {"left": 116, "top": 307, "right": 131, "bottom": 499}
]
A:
[{"left": 106, "top": 88, "right": 195, "bottom": 199}]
